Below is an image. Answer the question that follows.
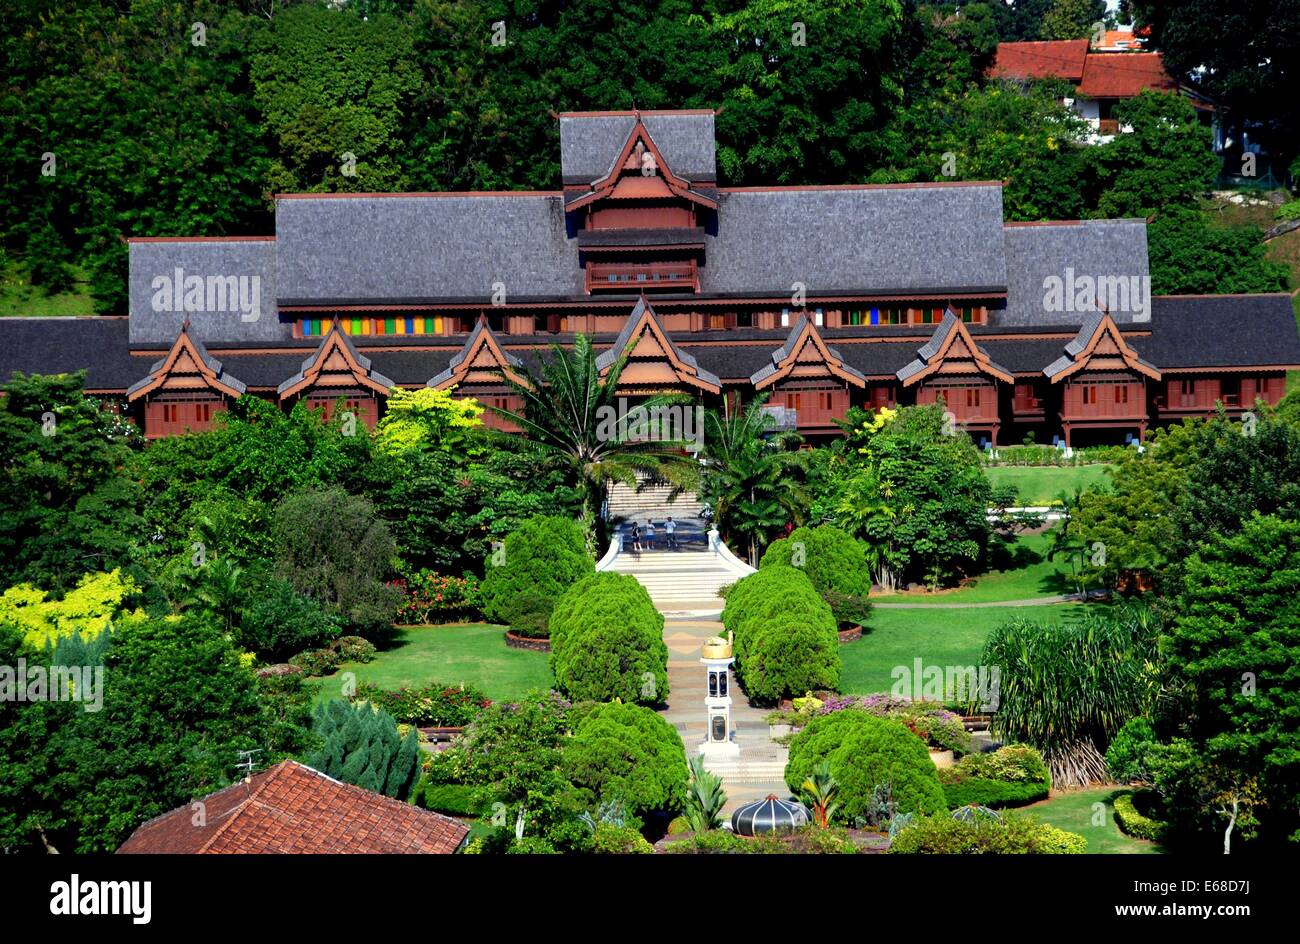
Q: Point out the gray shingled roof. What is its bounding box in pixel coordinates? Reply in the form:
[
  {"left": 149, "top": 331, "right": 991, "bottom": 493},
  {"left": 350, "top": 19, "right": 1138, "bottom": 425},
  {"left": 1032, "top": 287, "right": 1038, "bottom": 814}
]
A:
[
  {"left": 126, "top": 325, "right": 248, "bottom": 398},
  {"left": 427, "top": 320, "right": 523, "bottom": 387},
  {"left": 595, "top": 298, "right": 721, "bottom": 388},
  {"left": 274, "top": 195, "right": 581, "bottom": 306},
  {"left": 0, "top": 317, "right": 142, "bottom": 390},
  {"left": 1142, "top": 294, "right": 1300, "bottom": 369},
  {"left": 559, "top": 112, "right": 716, "bottom": 184},
  {"left": 276, "top": 326, "right": 396, "bottom": 396},
  {"left": 128, "top": 239, "right": 285, "bottom": 345},
  {"left": 701, "top": 185, "right": 1008, "bottom": 297},
  {"left": 896, "top": 313, "right": 1012, "bottom": 382},
  {"left": 1001, "top": 220, "right": 1150, "bottom": 326},
  {"left": 749, "top": 316, "right": 867, "bottom": 386}
]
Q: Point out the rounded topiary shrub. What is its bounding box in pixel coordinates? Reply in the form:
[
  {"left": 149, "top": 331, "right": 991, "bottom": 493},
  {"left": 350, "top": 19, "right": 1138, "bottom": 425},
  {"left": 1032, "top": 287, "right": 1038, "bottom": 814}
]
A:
[
  {"left": 761, "top": 525, "right": 873, "bottom": 625},
  {"left": 721, "top": 565, "right": 840, "bottom": 704},
  {"left": 480, "top": 515, "right": 593, "bottom": 637},
  {"left": 562, "top": 701, "right": 688, "bottom": 819},
  {"left": 784, "top": 710, "right": 947, "bottom": 820},
  {"left": 548, "top": 573, "right": 668, "bottom": 704}
]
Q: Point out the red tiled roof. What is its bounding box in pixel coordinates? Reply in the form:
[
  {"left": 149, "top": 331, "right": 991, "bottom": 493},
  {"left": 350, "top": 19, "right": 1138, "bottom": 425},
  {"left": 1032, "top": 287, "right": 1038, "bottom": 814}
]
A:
[
  {"left": 117, "top": 761, "right": 469, "bottom": 854},
  {"left": 1076, "top": 51, "right": 1177, "bottom": 98},
  {"left": 989, "top": 40, "right": 1089, "bottom": 82}
]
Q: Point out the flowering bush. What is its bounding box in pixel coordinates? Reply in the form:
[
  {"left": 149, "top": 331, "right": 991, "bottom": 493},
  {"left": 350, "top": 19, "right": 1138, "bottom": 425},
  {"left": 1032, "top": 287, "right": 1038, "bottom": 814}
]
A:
[
  {"left": 330, "top": 635, "right": 377, "bottom": 663},
  {"left": 806, "top": 693, "right": 971, "bottom": 755},
  {"left": 354, "top": 681, "right": 490, "bottom": 727},
  {"left": 393, "top": 570, "right": 484, "bottom": 624}
]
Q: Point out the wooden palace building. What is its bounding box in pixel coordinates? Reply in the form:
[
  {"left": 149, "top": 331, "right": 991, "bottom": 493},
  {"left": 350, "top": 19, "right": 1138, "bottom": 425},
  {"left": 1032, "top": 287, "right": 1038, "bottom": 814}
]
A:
[{"left": 3, "top": 110, "right": 1298, "bottom": 445}]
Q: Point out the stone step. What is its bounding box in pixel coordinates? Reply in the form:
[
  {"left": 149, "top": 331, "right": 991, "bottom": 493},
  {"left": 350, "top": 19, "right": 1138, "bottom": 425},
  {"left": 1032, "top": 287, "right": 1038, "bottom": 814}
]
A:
[{"left": 699, "top": 760, "right": 788, "bottom": 782}]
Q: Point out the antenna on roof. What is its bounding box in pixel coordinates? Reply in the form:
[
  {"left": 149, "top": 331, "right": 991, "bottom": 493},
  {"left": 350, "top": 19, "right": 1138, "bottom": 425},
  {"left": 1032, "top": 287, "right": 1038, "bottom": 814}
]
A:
[{"left": 235, "top": 748, "right": 263, "bottom": 785}]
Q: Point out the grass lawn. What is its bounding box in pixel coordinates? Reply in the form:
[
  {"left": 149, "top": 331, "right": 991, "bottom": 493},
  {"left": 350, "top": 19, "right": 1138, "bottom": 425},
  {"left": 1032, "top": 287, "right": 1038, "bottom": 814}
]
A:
[
  {"left": 874, "top": 528, "right": 1074, "bottom": 605},
  {"left": 310, "top": 623, "right": 551, "bottom": 704},
  {"left": 985, "top": 464, "right": 1112, "bottom": 505},
  {"left": 840, "top": 603, "right": 1082, "bottom": 694},
  {"left": 1023, "top": 788, "right": 1164, "bottom": 854}
]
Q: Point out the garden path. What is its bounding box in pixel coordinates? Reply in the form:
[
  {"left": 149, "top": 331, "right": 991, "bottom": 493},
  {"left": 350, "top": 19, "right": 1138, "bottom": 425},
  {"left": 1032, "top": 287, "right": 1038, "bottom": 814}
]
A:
[{"left": 660, "top": 616, "right": 790, "bottom": 815}]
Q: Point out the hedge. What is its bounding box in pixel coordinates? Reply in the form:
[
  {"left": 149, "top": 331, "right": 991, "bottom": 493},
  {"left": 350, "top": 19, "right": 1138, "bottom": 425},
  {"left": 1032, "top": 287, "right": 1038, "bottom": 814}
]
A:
[
  {"left": 548, "top": 573, "right": 668, "bottom": 705},
  {"left": 1113, "top": 791, "right": 1169, "bottom": 842},
  {"left": 888, "top": 814, "right": 1087, "bottom": 854},
  {"left": 785, "top": 710, "right": 947, "bottom": 820},
  {"left": 760, "top": 525, "right": 873, "bottom": 624},
  {"left": 937, "top": 744, "right": 1050, "bottom": 808},
  {"left": 941, "top": 778, "right": 1049, "bottom": 809},
  {"left": 416, "top": 782, "right": 488, "bottom": 818},
  {"left": 722, "top": 565, "right": 841, "bottom": 704},
  {"left": 479, "top": 515, "right": 593, "bottom": 637}
]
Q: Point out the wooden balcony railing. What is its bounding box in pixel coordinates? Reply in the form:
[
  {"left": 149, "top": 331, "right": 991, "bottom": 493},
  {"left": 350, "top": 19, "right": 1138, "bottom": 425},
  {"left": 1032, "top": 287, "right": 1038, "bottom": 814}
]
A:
[{"left": 586, "top": 260, "right": 699, "bottom": 293}]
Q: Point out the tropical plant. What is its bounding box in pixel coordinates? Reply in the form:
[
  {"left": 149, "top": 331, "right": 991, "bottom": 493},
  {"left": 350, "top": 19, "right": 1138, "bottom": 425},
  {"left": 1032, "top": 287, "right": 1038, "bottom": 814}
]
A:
[
  {"left": 486, "top": 334, "right": 700, "bottom": 553},
  {"left": 801, "top": 760, "right": 839, "bottom": 829},
  {"left": 307, "top": 699, "right": 421, "bottom": 801},
  {"left": 683, "top": 756, "right": 727, "bottom": 834},
  {"left": 700, "top": 392, "right": 809, "bottom": 564},
  {"left": 982, "top": 604, "right": 1161, "bottom": 787}
]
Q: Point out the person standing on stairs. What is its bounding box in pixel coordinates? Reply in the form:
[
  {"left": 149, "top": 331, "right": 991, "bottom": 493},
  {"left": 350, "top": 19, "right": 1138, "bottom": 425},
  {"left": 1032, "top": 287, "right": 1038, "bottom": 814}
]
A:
[
  {"left": 645, "top": 518, "right": 656, "bottom": 551},
  {"left": 630, "top": 521, "right": 642, "bottom": 553},
  {"left": 665, "top": 516, "right": 677, "bottom": 550}
]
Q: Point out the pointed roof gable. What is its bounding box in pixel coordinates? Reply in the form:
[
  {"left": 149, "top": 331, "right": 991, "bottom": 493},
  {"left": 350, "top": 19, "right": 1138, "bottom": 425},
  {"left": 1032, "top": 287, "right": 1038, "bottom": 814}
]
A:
[
  {"left": 126, "top": 321, "right": 247, "bottom": 401},
  {"left": 897, "top": 311, "right": 1014, "bottom": 386},
  {"left": 277, "top": 321, "right": 395, "bottom": 400},
  {"left": 596, "top": 296, "right": 721, "bottom": 394},
  {"left": 750, "top": 315, "right": 867, "bottom": 388},
  {"left": 428, "top": 318, "right": 528, "bottom": 389},
  {"left": 564, "top": 116, "right": 718, "bottom": 212},
  {"left": 1044, "top": 310, "right": 1161, "bottom": 381}
]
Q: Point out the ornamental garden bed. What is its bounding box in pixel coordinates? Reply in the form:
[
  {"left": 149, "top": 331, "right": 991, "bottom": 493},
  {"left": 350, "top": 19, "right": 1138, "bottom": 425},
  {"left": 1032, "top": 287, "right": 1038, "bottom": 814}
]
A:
[
  {"left": 837, "top": 625, "right": 863, "bottom": 643},
  {"left": 503, "top": 630, "right": 551, "bottom": 651}
]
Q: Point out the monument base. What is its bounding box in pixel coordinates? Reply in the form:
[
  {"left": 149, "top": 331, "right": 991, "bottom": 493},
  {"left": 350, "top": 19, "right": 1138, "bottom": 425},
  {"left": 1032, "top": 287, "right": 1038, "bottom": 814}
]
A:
[{"left": 697, "top": 740, "right": 741, "bottom": 760}]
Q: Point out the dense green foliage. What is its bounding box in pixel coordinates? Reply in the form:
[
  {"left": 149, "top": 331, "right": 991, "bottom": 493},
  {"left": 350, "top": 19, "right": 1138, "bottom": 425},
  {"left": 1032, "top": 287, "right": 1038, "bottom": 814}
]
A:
[
  {"left": 982, "top": 605, "right": 1160, "bottom": 787},
  {"left": 721, "top": 565, "right": 841, "bottom": 704},
  {"left": 889, "top": 812, "right": 1087, "bottom": 854},
  {"left": 784, "top": 711, "right": 947, "bottom": 820},
  {"left": 562, "top": 701, "right": 689, "bottom": 819},
  {"left": 760, "top": 525, "right": 874, "bottom": 623},
  {"left": 308, "top": 699, "right": 421, "bottom": 802},
  {"left": 1112, "top": 790, "right": 1169, "bottom": 842},
  {"left": 548, "top": 573, "right": 668, "bottom": 705},
  {"left": 480, "top": 515, "right": 593, "bottom": 637},
  {"left": 939, "top": 745, "right": 1052, "bottom": 809}
]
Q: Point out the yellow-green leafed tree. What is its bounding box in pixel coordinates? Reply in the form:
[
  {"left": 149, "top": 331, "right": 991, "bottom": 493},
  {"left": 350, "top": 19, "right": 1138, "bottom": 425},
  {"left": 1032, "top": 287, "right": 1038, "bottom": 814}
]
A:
[
  {"left": 0, "top": 569, "right": 140, "bottom": 649},
  {"left": 373, "top": 388, "right": 483, "bottom": 455}
]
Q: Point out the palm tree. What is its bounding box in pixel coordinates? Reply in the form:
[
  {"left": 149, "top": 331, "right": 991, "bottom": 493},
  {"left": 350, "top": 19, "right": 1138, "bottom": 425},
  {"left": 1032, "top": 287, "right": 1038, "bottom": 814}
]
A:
[
  {"left": 801, "top": 760, "right": 839, "bottom": 829},
  {"left": 487, "top": 334, "right": 700, "bottom": 554},
  {"left": 700, "top": 392, "right": 808, "bottom": 564}
]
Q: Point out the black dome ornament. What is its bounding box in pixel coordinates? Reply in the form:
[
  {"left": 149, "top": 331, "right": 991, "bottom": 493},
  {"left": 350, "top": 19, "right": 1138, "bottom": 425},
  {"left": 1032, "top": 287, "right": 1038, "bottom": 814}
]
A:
[{"left": 730, "top": 795, "right": 811, "bottom": 836}]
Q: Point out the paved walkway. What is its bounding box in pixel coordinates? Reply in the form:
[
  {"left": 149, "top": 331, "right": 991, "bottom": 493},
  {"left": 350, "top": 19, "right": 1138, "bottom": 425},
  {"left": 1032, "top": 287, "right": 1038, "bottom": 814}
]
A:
[
  {"left": 660, "top": 616, "right": 789, "bottom": 814},
  {"left": 872, "top": 589, "right": 1106, "bottom": 609}
]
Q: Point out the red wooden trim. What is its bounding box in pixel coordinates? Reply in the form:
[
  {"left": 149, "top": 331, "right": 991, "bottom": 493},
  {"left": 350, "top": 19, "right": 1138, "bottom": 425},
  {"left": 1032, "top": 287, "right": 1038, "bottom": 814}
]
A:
[
  {"left": 274, "top": 190, "right": 562, "bottom": 200},
  {"left": 558, "top": 109, "right": 717, "bottom": 117},
  {"left": 718, "top": 180, "right": 1003, "bottom": 193}
]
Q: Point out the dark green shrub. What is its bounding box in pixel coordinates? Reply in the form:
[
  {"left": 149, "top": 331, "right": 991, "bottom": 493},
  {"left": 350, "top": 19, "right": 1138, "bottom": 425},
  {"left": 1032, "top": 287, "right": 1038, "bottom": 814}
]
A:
[
  {"left": 588, "top": 823, "right": 654, "bottom": 854},
  {"left": 480, "top": 515, "right": 593, "bottom": 638},
  {"left": 940, "top": 778, "right": 1049, "bottom": 809},
  {"left": 549, "top": 573, "right": 668, "bottom": 704},
  {"left": 1105, "top": 717, "right": 1157, "bottom": 783},
  {"left": 888, "top": 813, "right": 1087, "bottom": 854},
  {"left": 722, "top": 565, "right": 840, "bottom": 704},
  {"left": 562, "top": 702, "right": 688, "bottom": 819},
  {"left": 288, "top": 646, "right": 342, "bottom": 677},
  {"left": 761, "top": 525, "right": 874, "bottom": 624},
  {"left": 238, "top": 577, "right": 341, "bottom": 661},
  {"left": 1113, "top": 790, "right": 1169, "bottom": 842},
  {"left": 308, "top": 699, "right": 420, "bottom": 801},
  {"left": 785, "top": 711, "right": 947, "bottom": 819},
  {"left": 506, "top": 836, "right": 559, "bottom": 854}
]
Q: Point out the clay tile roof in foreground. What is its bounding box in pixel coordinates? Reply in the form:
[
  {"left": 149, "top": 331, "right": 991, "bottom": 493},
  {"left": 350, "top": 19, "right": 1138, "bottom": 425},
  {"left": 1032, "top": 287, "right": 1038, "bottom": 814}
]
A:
[
  {"left": 117, "top": 760, "right": 469, "bottom": 854},
  {"left": 989, "top": 40, "right": 1089, "bottom": 82},
  {"left": 1076, "top": 51, "right": 1177, "bottom": 98}
]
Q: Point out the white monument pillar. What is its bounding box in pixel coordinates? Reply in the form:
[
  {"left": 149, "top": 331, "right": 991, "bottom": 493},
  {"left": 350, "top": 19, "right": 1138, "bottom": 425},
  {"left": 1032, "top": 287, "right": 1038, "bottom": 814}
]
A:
[{"left": 698, "top": 632, "right": 740, "bottom": 759}]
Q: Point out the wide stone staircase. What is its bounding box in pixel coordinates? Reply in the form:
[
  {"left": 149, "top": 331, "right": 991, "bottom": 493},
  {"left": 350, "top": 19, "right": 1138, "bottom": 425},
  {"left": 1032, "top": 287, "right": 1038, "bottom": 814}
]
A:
[{"left": 606, "top": 548, "right": 741, "bottom": 610}]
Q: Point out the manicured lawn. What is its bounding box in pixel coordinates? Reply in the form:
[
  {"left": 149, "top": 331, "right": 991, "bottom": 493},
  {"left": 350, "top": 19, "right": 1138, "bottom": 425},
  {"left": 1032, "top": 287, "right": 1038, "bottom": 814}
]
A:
[
  {"left": 985, "top": 464, "right": 1112, "bottom": 505},
  {"left": 1023, "top": 788, "right": 1164, "bottom": 854},
  {"left": 310, "top": 623, "right": 551, "bottom": 704},
  {"left": 0, "top": 262, "right": 97, "bottom": 316},
  {"left": 840, "top": 603, "right": 1081, "bottom": 694},
  {"left": 874, "top": 528, "right": 1073, "bottom": 605}
]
